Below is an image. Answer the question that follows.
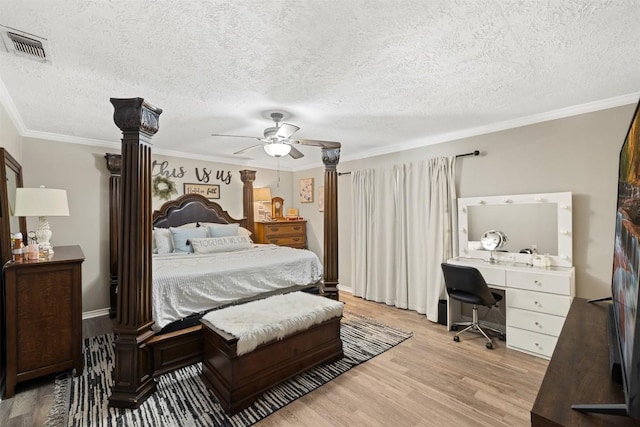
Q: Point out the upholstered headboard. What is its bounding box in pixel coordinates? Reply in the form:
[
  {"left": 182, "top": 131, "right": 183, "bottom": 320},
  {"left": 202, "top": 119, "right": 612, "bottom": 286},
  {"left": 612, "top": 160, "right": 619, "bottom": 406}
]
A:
[{"left": 152, "top": 193, "right": 246, "bottom": 229}]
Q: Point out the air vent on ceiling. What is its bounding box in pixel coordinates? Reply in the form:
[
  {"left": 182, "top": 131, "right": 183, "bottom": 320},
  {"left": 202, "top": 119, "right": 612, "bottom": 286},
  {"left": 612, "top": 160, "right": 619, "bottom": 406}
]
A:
[{"left": 0, "top": 26, "right": 51, "bottom": 64}]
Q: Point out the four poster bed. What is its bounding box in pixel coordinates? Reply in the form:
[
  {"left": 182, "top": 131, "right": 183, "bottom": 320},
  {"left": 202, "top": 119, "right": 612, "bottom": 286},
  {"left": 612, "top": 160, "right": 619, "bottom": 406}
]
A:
[{"left": 106, "top": 98, "right": 341, "bottom": 408}]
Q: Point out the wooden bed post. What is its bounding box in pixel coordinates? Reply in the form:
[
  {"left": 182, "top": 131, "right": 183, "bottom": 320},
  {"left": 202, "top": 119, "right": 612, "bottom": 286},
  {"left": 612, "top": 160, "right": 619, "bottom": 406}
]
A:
[
  {"left": 108, "top": 97, "right": 162, "bottom": 409},
  {"left": 322, "top": 148, "right": 340, "bottom": 300},
  {"left": 105, "top": 153, "right": 121, "bottom": 318},
  {"left": 240, "top": 170, "right": 256, "bottom": 236}
]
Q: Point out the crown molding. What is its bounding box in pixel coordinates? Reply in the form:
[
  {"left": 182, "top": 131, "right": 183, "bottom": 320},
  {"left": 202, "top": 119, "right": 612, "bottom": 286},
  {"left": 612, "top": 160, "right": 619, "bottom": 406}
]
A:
[
  {"left": 2, "top": 75, "right": 638, "bottom": 174},
  {"left": 330, "top": 91, "right": 640, "bottom": 168}
]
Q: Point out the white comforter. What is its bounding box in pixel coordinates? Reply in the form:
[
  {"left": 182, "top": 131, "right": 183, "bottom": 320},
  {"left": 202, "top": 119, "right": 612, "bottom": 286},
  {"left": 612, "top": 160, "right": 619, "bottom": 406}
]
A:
[{"left": 152, "top": 245, "right": 323, "bottom": 331}]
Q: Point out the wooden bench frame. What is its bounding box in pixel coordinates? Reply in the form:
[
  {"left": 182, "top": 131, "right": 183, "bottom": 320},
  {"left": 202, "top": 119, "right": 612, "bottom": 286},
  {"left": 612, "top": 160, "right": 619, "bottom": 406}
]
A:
[{"left": 201, "top": 316, "right": 343, "bottom": 415}]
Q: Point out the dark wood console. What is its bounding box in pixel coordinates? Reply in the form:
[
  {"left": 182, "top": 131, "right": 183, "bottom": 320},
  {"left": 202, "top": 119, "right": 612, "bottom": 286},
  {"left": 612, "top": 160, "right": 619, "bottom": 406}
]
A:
[{"left": 531, "top": 297, "right": 639, "bottom": 426}]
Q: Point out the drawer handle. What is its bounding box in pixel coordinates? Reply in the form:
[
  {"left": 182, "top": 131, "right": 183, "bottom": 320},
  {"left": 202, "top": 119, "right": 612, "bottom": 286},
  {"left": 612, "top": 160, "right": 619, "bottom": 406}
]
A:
[
  {"left": 535, "top": 321, "right": 541, "bottom": 327},
  {"left": 534, "top": 280, "right": 541, "bottom": 286},
  {"left": 534, "top": 301, "right": 540, "bottom": 306},
  {"left": 272, "top": 228, "right": 279, "bottom": 232},
  {"left": 535, "top": 342, "right": 540, "bottom": 347},
  {"left": 293, "top": 238, "right": 300, "bottom": 241},
  {"left": 293, "top": 227, "right": 301, "bottom": 231},
  {"left": 270, "top": 240, "right": 278, "bottom": 243}
]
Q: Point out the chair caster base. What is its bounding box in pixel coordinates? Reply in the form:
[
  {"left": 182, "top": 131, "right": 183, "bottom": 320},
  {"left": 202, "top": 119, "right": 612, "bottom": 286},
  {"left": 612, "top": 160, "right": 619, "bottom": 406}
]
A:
[
  {"left": 453, "top": 336, "right": 460, "bottom": 342},
  {"left": 486, "top": 342, "right": 494, "bottom": 349}
]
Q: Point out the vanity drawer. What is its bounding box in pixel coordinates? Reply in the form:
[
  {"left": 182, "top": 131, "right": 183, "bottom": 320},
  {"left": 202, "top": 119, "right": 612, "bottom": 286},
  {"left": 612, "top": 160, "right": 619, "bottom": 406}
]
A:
[
  {"left": 506, "top": 307, "right": 566, "bottom": 337},
  {"left": 507, "top": 288, "right": 572, "bottom": 317},
  {"left": 475, "top": 267, "right": 506, "bottom": 288},
  {"left": 506, "top": 271, "right": 572, "bottom": 295},
  {"left": 506, "top": 326, "right": 557, "bottom": 359}
]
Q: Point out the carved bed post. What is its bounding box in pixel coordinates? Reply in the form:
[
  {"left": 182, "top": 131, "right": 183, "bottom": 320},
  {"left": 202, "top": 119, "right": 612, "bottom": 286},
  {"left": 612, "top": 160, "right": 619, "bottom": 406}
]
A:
[
  {"left": 108, "top": 98, "right": 162, "bottom": 408},
  {"left": 240, "top": 170, "right": 256, "bottom": 235},
  {"left": 105, "top": 153, "right": 121, "bottom": 318},
  {"left": 322, "top": 148, "right": 340, "bottom": 300}
]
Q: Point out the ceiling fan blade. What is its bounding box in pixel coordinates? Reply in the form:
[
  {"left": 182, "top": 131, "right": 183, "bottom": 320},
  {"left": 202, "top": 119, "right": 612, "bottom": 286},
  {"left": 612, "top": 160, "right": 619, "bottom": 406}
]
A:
[
  {"left": 294, "top": 138, "right": 341, "bottom": 149},
  {"left": 233, "top": 144, "right": 264, "bottom": 155},
  {"left": 288, "top": 146, "right": 305, "bottom": 159},
  {"left": 276, "top": 123, "right": 300, "bottom": 139},
  {"left": 212, "top": 133, "right": 263, "bottom": 141}
]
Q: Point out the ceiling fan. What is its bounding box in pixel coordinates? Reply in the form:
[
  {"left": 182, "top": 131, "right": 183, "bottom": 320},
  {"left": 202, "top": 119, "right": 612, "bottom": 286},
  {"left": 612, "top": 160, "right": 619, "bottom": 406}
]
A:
[{"left": 211, "top": 112, "right": 340, "bottom": 159}]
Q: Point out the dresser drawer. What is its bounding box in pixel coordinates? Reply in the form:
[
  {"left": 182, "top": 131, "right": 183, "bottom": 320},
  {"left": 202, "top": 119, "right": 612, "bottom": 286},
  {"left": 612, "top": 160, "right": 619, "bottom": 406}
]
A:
[
  {"left": 507, "top": 288, "right": 572, "bottom": 316},
  {"left": 263, "top": 236, "right": 306, "bottom": 247},
  {"left": 263, "top": 222, "right": 305, "bottom": 237},
  {"left": 506, "top": 307, "right": 566, "bottom": 337},
  {"left": 506, "top": 326, "right": 557, "bottom": 359},
  {"left": 506, "top": 270, "right": 572, "bottom": 295}
]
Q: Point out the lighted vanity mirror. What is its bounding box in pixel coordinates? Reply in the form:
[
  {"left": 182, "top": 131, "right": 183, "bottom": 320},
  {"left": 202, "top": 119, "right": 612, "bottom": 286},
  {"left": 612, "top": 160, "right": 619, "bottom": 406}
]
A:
[{"left": 457, "top": 192, "right": 573, "bottom": 267}]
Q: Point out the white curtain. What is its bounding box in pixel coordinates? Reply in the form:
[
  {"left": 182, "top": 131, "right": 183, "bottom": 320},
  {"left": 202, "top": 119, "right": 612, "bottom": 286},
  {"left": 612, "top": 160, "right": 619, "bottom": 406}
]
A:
[{"left": 351, "top": 157, "right": 457, "bottom": 322}]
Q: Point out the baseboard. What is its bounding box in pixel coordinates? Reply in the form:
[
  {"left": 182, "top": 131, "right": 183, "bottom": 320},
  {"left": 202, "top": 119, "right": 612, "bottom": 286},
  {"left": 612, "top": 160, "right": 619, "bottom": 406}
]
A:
[{"left": 82, "top": 308, "right": 110, "bottom": 319}]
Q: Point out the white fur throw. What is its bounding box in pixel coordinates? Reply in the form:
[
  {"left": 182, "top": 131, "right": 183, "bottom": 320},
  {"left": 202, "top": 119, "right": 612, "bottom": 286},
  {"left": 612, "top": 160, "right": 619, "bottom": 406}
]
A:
[{"left": 201, "top": 292, "right": 344, "bottom": 356}]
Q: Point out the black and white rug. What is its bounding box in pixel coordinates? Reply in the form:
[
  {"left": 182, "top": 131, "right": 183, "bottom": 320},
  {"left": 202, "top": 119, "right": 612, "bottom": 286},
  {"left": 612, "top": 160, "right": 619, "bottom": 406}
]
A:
[{"left": 47, "top": 313, "right": 412, "bottom": 427}]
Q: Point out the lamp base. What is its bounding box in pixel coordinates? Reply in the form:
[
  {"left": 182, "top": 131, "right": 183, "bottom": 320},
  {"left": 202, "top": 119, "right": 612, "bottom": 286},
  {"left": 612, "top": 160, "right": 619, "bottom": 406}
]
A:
[{"left": 36, "top": 216, "right": 54, "bottom": 259}]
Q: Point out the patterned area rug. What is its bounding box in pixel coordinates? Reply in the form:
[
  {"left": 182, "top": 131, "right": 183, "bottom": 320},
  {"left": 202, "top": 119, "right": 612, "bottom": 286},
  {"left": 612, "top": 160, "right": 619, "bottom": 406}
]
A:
[{"left": 47, "top": 313, "right": 412, "bottom": 427}]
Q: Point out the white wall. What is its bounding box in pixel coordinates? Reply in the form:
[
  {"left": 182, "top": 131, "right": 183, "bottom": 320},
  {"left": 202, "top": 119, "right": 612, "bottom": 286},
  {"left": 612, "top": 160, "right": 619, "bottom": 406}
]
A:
[{"left": 300, "top": 104, "right": 635, "bottom": 300}]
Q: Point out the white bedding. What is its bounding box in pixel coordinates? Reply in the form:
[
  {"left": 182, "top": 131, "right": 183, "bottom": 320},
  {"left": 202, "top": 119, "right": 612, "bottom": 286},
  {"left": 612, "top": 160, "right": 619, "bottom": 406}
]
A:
[{"left": 151, "top": 245, "right": 323, "bottom": 331}]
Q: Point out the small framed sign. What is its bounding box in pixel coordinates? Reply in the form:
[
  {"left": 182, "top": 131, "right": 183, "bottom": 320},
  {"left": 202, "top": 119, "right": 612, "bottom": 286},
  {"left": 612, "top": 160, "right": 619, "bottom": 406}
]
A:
[{"left": 184, "top": 183, "right": 220, "bottom": 200}]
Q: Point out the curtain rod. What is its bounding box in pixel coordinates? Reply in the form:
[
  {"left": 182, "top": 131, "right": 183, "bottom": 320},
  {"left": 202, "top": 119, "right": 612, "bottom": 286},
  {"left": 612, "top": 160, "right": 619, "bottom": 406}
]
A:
[
  {"left": 456, "top": 150, "right": 480, "bottom": 158},
  {"left": 339, "top": 150, "right": 479, "bottom": 176}
]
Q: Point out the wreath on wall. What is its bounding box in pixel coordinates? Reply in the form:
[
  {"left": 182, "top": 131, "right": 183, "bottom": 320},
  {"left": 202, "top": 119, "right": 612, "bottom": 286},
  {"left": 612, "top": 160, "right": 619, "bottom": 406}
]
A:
[{"left": 152, "top": 175, "right": 178, "bottom": 201}]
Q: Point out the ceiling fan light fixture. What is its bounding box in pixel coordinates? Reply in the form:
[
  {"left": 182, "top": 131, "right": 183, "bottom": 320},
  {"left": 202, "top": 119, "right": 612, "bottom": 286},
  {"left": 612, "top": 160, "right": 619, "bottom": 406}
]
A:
[{"left": 264, "top": 142, "right": 291, "bottom": 157}]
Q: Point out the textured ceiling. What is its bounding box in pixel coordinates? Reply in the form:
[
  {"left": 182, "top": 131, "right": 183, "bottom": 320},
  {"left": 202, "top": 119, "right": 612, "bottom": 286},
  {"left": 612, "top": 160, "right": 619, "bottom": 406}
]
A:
[{"left": 0, "top": 0, "right": 639, "bottom": 170}]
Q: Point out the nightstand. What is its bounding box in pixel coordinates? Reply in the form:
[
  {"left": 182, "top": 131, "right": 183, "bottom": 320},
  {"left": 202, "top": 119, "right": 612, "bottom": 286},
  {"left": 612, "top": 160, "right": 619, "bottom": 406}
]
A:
[
  {"left": 3, "top": 245, "right": 85, "bottom": 398},
  {"left": 254, "top": 220, "right": 307, "bottom": 249}
]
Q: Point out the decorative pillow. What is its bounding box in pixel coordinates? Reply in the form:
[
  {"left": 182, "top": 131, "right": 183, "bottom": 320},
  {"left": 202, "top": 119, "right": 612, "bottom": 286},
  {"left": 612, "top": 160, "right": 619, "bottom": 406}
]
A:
[
  {"left": 190, "top": 235, "right": 253, "bottom": 254},
  {"left": 238, "top": 226, "right": 252, "bottom": 237},
  {"left": 169, "top": 227, "right": 208, "bottom": 253},
  {"left": 154, "top": 228, "right": 174, "bottom": 254},
  {"left": 206, "top": 223, "right": 240, "bottom": 237}
]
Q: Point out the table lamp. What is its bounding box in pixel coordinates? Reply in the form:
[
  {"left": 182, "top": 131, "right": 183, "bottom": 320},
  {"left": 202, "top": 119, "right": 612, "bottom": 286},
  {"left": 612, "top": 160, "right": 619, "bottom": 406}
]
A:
[
  {"left": 253, "top": 187, "right": 272, "bottom": 221},
  {"left": 14, "top": 186, "right": 70, "bottom": 256}
]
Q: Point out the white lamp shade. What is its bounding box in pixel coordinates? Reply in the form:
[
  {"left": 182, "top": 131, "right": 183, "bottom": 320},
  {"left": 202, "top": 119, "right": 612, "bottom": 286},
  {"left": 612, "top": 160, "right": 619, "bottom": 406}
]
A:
[
  {"left": 263, "top": 142, "right": 291, "bottom": 157},
  {"left": 14, "top": 187, "right": 70, "bottom": 217},
  {"left": 253, "top": 187, "right": 272, "bottom": 202}
]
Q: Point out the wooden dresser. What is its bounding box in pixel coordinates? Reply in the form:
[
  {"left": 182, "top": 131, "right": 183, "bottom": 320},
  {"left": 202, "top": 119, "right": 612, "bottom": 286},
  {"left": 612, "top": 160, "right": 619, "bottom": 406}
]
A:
[
  {"left": 254, "top": 220, "right": 307, "bottom": 249},
  {"left": 3, "top": 245, "right": 84, "bottom": 398}
]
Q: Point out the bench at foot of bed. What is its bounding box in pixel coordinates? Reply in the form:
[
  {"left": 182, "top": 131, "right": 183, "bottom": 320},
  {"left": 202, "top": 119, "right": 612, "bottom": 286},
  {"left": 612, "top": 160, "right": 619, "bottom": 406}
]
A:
[{"left": 200, "top": 292, "right": 344, "bottom": 415}]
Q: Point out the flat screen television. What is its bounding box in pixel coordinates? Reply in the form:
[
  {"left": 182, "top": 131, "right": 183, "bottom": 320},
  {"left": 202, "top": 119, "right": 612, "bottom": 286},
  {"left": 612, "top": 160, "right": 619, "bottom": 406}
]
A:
[{"left": 573, "top": 97, "right": 640, "bottom": 419}]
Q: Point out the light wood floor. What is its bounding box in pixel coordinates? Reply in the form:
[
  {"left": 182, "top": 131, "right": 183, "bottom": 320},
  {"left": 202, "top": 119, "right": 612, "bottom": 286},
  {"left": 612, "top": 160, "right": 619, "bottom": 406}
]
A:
[{"left": 0, "top": 293, "right": 548, "bottom": 426}]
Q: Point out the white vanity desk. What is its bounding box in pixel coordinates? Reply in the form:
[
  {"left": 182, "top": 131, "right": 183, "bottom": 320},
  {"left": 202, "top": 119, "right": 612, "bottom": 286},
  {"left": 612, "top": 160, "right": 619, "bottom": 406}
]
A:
[
  {"left": 451, "top": 191, "right": 575, "bottom": 359},
  {"left": 446, "top": 257, "right": 575, "bottom": 359}
]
